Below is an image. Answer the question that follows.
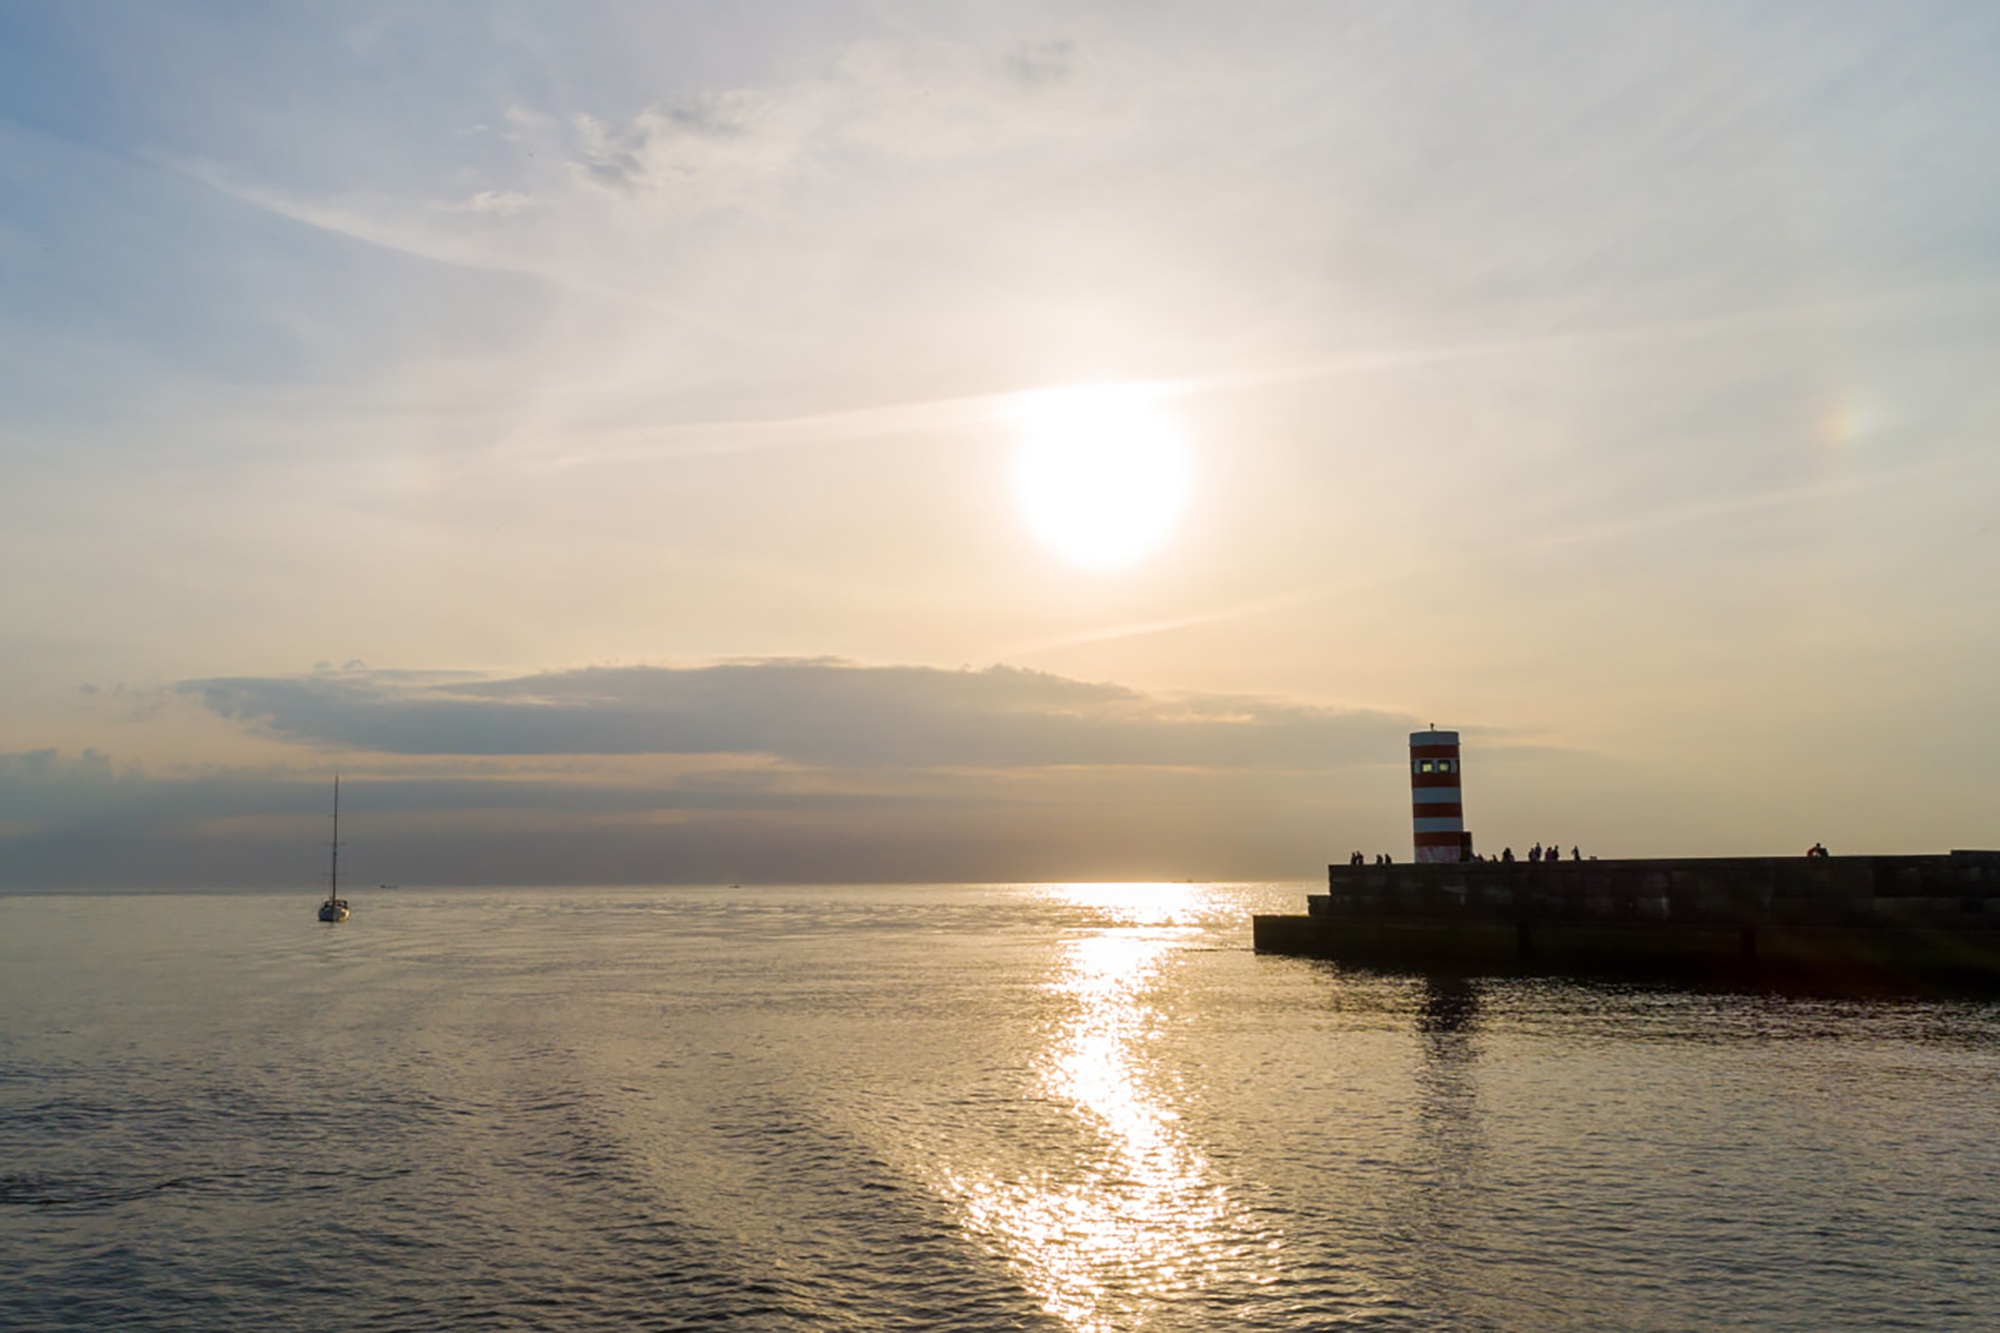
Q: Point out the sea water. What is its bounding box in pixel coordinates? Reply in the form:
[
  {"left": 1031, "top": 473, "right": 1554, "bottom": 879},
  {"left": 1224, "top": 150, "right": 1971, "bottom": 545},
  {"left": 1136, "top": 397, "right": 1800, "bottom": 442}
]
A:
[{"left": 4, "top": 883, "right": 1998, "bottom": 1331}]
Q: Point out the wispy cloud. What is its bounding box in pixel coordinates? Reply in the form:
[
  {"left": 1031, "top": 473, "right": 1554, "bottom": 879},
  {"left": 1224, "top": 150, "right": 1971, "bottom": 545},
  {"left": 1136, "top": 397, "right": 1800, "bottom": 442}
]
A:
[
  {"left": 1000, "top": 584, "right": 1345, "bottom": 658},
  {"left": 429, "top": 189, "right": 538, "bottom": 217},
  {"left": 573, "top": 91, "right": 794, "bottom": 202}
]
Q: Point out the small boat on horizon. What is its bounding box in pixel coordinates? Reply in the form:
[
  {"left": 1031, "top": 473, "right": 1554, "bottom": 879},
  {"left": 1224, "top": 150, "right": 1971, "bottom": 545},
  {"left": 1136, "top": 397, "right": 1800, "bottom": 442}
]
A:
[{"left": 318, "top": 776, "right": 350, "bottom": 923}]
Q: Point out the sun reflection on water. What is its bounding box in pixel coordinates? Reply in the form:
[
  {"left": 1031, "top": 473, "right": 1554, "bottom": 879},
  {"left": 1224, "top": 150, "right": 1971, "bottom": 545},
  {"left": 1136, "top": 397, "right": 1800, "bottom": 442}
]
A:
[{"left": 938, "top": 883, "right": 1281, "bottom": 1331}]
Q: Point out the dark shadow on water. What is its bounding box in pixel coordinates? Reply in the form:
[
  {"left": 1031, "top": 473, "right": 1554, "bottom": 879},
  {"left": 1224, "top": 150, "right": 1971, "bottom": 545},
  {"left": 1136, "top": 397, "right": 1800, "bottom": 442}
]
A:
[
  {"left": 1308, "top": 952, "right": 2000, "bottom": 1004},
  {"left": 1411, "top": 976, "right": 1481, "bottom": 1192},
  {"left": 1417, "top": 974, "right": 1479, "bottom": 1036}
]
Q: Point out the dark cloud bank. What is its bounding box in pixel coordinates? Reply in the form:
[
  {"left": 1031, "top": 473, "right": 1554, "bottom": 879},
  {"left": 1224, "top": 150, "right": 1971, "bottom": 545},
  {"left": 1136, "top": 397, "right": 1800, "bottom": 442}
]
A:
[
  {"left": 5, "top": 661, "right": 1418, "bottom": 888},
  {"left": 186, "top": 660, "right": 1404, "bottom": 767}
]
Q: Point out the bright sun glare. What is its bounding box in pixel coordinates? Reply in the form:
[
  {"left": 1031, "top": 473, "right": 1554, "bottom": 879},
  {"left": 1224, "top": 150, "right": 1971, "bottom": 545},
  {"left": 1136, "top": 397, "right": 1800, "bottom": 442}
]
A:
[{"left": 1012, "top": 383, "right": 1194, "bottom": 571}]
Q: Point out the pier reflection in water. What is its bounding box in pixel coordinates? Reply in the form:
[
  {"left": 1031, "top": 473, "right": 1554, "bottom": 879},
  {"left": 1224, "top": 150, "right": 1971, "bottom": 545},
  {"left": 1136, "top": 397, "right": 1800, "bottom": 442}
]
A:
[{"left": 937, "top": 884, "right": 1282, "bottom": 1332}]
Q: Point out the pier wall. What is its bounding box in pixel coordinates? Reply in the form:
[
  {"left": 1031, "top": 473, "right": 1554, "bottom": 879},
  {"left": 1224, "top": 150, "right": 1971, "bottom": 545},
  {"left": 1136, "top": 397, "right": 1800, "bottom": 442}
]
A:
[
  {"left": 1309, "top": 852, "right": 2000, "bottom": 927},
  {"left": 1254, "top": 852, "right": 2000, "bottom": 989}
]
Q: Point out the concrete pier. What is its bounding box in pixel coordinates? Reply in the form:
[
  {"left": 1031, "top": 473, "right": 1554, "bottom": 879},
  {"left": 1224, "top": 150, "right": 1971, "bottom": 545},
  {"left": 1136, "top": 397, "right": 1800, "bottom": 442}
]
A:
[{"left": 1253, "top": 851, "right": 2000, "bottom": 990}]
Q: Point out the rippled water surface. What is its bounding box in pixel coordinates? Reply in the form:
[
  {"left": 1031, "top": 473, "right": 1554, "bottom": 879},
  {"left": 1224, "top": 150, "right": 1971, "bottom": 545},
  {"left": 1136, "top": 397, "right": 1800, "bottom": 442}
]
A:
[{"left": 5, "top": 883, "right": 2000, "bottom": 1330}]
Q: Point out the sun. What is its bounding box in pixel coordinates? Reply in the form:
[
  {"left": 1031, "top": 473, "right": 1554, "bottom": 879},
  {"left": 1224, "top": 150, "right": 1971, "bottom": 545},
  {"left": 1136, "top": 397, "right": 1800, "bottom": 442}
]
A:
[{"left": 1010, "top": 383, "right": 1194, "bottom": 570}]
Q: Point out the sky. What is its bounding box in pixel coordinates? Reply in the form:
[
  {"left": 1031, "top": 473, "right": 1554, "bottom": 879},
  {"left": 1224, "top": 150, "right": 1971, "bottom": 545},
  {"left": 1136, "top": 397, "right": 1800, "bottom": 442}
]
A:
[{"left": 2, "top": 1, "right": 1998, "bottom": 887}]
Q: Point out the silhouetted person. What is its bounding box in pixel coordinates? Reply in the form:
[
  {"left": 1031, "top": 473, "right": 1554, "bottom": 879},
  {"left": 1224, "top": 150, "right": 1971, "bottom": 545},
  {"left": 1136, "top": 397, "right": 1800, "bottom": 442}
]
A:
[
  {"left": 1502, "top": 847, "right": 1515, "bottom": 863},
  {"left": 1807, "top": 842, "right": 1829, "bottom": 858},
  {"left": 1529, "top": 843, "right": 1542, "bottom": 863},
  {"left": 1571, "top": 846, "right": 1581, "bottom": 860},
  {"left": 1350, "top": 850, "right": 1365, "bottom": 865}
]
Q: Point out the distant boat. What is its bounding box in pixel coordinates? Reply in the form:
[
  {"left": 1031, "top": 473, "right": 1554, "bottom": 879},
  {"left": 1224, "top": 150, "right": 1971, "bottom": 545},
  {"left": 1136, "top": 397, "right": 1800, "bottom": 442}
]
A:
[{"left": 317, "top": 776, "right": 351, "bottom": 923}]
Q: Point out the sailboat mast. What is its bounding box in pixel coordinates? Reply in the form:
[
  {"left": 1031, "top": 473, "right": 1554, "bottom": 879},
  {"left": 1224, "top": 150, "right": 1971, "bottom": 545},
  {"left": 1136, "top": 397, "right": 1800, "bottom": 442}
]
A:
[{"left": 330, "top": 774, "right": 340, "bottom": 899}]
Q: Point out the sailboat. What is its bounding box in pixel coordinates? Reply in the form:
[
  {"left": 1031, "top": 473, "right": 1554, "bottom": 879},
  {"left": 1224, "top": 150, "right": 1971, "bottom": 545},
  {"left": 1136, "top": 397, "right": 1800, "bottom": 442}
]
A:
[{"left": 317, "top": 776, "right": 351, "bottom": 923}]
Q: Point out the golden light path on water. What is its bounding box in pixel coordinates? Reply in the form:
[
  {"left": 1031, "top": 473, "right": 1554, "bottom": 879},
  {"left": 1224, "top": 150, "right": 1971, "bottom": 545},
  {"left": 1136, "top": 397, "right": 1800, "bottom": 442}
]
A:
[{"left": 938, "top": 884, "right": 1283, "bottom": 1331}]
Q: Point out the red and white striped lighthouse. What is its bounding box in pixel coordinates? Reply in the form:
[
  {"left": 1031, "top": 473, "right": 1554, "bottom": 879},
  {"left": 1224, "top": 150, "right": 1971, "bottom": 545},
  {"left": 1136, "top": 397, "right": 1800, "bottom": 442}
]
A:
[{"left": 1410, "top": 728, "right": 1468, "bottom": 863}]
